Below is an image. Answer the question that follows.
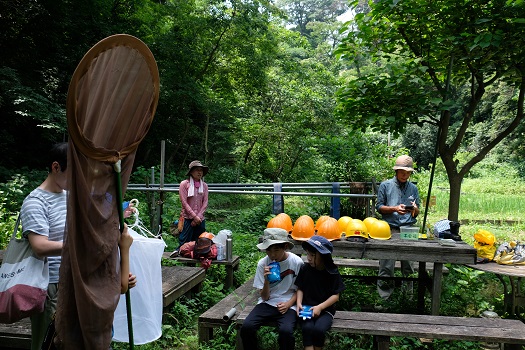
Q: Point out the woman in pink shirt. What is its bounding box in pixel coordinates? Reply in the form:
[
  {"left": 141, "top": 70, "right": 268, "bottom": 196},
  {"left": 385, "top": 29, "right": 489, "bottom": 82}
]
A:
[{"left": 171, "top": 160, "right": 209, "bottom": 257}]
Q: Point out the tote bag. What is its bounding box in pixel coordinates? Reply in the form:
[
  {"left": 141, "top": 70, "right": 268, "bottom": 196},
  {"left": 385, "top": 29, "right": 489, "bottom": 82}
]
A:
[
  {"left": 112, "top": 227, "right": 166, "bottom": 344},
  {"left": 0, "top": 216, "right": 49, "bottom": 323}
]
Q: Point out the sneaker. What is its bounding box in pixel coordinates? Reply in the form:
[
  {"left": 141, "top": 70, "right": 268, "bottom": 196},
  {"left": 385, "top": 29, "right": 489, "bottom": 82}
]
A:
[
  {"left": 169, "top": 249, "right": 179, "bottom": 258},
  {"left": 374, "top": 299, "right": 390, "bottom": 312}
]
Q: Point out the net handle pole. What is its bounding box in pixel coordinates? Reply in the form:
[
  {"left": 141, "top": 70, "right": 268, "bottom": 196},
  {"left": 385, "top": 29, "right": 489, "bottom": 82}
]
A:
[{"left": 114, "top": 160, "right": 134, "bottom": 350}]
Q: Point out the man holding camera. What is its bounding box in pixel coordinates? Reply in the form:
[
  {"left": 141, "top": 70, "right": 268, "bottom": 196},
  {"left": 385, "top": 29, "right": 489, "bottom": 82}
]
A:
[{"left": 375, "top": 155, "right": 421, "bottom": 302}]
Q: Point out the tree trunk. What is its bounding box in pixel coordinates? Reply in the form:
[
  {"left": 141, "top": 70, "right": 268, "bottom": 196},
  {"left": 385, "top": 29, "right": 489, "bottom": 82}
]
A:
[{"left": 447, "top": 171, "right": 462, "bottom": 222}]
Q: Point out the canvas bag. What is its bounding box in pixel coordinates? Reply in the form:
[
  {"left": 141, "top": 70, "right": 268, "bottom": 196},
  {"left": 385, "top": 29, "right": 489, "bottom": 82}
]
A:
[
  {"left": 169, "top": 211, "right": 184, "bottom": 237},
  {"left": 0, "top": 216, "right": 49, "bottom": 324},
  {"left": 112, "top": 227, "right": 166, "bottom": 345}
]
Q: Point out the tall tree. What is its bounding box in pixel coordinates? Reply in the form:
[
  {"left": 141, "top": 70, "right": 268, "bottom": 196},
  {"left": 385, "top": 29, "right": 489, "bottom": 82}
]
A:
[
  {"left": 277, "top": 0, "right": 348, "bottom": 38},
  {"left": 336, "top": 0, "right": 525, "bottom": 220}
]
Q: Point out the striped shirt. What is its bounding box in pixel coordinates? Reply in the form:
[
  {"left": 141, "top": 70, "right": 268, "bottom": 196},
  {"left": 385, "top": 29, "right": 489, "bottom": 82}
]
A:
[{"left": 21, "top": 188, "right": 67, "bottom": 283}]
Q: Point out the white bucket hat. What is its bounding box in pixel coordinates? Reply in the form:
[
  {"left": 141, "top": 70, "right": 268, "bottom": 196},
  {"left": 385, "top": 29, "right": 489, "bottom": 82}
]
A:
[{"left": 257, "top": 228, "right": 294, "bottom": 250}]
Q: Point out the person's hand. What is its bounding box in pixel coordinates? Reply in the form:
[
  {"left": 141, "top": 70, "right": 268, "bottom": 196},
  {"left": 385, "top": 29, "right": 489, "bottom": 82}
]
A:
[
  {"left": 128, "top": 273, "right": 137, "bottom": 289},
  {"left": 311, "top": 305, "right": 322, "bottom": 318},
  {"left": 296, "top": 303, "right": 303, "bottom": 316},
  {"left": 263, "top": 265, "right": 271, "bottom": 281},
  {"left": 276, "top": 301, "right": 290, "bottom": 314},
  {"left": 124, "top": 202, "right": 137, "bottom": 219},
  {"left": 397, "top": 205, "right": 408, "bottom": 214},
  {"left": 193, "top": 216, "right": 202, "bottom": 225},
  {"left": 119, "top": 224, "right": 133, "bottom": 250}
]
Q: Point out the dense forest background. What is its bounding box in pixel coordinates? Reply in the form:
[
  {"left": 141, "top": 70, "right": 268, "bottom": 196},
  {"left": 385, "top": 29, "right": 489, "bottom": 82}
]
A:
[{"left": 1, "top": 0, "right": 525, "bottom": 215}]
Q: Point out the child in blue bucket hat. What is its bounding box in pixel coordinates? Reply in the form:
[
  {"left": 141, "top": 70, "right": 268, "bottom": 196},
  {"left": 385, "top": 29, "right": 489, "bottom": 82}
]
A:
[{"left": 295, "top": 235, "right": 345, "bottom": 350}]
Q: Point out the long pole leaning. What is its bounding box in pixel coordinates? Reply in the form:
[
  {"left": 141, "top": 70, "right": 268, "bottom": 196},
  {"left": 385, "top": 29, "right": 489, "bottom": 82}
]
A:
[
  {"left": 113, "top": 160, "right": 134, "bottom": 350},
  {"left": 422, "top": 54, "right": 454, "bottom": 233}
]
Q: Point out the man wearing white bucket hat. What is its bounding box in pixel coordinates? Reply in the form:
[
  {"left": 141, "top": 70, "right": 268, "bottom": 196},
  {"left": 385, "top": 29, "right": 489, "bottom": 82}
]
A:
[{"left": 375, "top": 155, "right": 421, "bottom": 302}]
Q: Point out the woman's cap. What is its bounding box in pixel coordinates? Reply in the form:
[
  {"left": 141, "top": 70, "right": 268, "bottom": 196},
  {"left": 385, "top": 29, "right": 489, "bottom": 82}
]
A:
[
  {"left": 257, "top": 228, "right": 294, "bottom": 251},
  {"left": 392, "top": 155, "right": 414, "bottom": 172},
  {"left": 302, "top": 235, "right": 333, "bottom": 255},
  {"left": 186, "top": 160, "right": 209, "bottom": 176}
]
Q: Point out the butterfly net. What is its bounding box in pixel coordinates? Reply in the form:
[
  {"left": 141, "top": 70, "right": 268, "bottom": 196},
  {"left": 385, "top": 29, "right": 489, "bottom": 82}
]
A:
[{"left": 54, "top": 34, "right": 159, "bottom": 349}]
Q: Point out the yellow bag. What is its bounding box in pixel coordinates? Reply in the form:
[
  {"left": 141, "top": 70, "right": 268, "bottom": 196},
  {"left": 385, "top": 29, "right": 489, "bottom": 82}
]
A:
[
  {"left": 474, "top": 229, "right": 496, "bottom": 245},
  {"left": 474, "top": 241, "right": 497, "bottom": 260},
  {"left": 474, "top": 229, "right": 496, "bottom": 261}
]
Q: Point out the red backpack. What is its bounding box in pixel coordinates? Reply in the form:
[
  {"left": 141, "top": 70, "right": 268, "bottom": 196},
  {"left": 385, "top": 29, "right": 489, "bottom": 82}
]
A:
[{"left": 179, "top": 238, "right": 218, "bottom": 269}]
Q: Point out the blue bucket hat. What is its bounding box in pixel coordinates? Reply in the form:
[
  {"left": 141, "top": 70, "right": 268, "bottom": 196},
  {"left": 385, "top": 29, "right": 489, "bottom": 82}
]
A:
[
  {"left": 302, "top": 236, "right": 338, "bottom": 274},
  {"left": 302, "top": 235, "right": 333, "bottom": 255}
]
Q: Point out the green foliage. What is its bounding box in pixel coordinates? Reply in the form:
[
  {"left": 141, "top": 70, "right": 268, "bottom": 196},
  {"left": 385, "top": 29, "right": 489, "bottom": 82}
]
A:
[
  {"left": 337, "top": 0, "right": 525, "bottom": 220},
  {"left": 0, "top": 171, "right": 47, "bottom": 249},
  {"left": 440, "top": 266, "right": 495, "bottom": 317}
]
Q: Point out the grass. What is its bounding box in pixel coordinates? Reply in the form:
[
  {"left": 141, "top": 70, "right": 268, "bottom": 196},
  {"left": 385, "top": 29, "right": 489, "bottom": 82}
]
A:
[{"left": 423, "top": 188, "right": 525, "bottom": 245}]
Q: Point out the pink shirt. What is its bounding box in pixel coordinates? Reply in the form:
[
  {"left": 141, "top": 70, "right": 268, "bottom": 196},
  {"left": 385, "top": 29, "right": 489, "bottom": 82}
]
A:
[{"left": 179, "top": 178, "right": 208, "bottom": 220}]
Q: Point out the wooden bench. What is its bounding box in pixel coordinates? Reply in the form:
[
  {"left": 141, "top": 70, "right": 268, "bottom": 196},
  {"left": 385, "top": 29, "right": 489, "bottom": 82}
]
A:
[
  {"left": 319, "top": 257, "right": 449, "bottom": 274},
  {"left": 162, "top": 252, "right": 240, "bottom": 289},
  {"left": 198, "top": 277, "right": 258, "bottom": 344},
  {"left": 0, "top": 265, "right": 205, "bottom": 350},
  {"left": 162, "top": 265, "right": 206, "bottom": 308},
  {"left": 236, "top": 306, "right": 525, "bottom": 350}
]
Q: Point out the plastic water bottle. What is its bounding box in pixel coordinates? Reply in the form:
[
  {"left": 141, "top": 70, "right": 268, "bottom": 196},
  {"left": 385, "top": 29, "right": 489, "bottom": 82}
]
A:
[
  {"left": 216, "top": 244, "right": 225, "bottom": 261},
  {"left": 226, "top": 232, "right": 233, "bottom": 261},
  {"left": 299, "top": 305, "right": 313, "bottom": 320},
  {"left": 267, "top": 261, "right": 281, "bottom": 283}
]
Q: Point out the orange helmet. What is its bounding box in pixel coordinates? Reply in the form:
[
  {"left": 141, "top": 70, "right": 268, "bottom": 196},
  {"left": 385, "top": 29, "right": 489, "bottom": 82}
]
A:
[
  {"left": 291, "top": 215, "right": 315, "bottom": 241},
  {"left": 368, "top": 220, "right": 391, "bottom": 240},
  {"left": 267, "top": 213, "right": 293, "bottom": 232},
  {"left": 315, "top": 215, "right": 331, "bottom": 231},
  {"left": 317, "top": 217, "right": 342, "bottom": 241},
  {"left": 199, "top": 232, "right": 215, "bottom": 240},
  {"left": 345, "top": 219, "right": 368, "bottom": 240}
]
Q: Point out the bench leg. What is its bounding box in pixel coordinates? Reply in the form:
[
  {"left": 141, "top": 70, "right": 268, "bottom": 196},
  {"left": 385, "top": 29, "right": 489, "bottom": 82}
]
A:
[
  {"left": 417, "top": 262, "right": 427, "bottom": 313},
  {"left": 431, "top": 262, "right": 443, "bottom": 315},
  {"left": 192, "top": 281, "right": 203, "bottom": 295},
  {"left": 236, "top": 326, "right": 244, "bottom": 350},
  {"left": 198, "top": 325, "right": 213, "bottom": 344},
  {"left": 373, "top": 335, "right": 390, "bottom": 350},
  {"left": 226, "top": 266, "right": 234, "bottom": 289}
]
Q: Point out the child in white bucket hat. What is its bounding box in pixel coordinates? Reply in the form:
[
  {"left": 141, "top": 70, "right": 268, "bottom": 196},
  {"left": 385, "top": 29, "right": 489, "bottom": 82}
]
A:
[{"left": 240, "top": 228, "right": 304, "bottom": 350}]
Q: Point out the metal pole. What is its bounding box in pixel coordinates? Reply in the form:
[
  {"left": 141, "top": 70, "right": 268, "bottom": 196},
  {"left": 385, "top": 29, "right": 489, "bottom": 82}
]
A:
[
  {"left": 422, "top": 54, "right": 454, "bottom": 233},
  {"left": 159, "top": 141, "right": 165, "bottom": 235}
]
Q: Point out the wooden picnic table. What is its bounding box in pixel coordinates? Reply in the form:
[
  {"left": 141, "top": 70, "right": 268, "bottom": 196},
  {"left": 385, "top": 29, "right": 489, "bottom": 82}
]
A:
[
  {"left": 466, "top": 262, "right": 525, "bottom": 320},
  {"left": 290, "top": 233, "right": 477, "bottom": 315}
]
